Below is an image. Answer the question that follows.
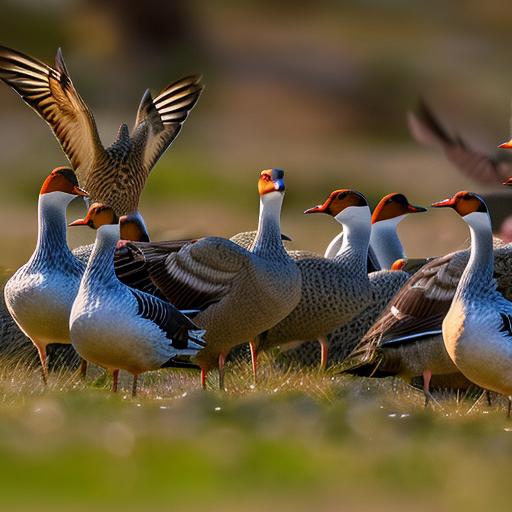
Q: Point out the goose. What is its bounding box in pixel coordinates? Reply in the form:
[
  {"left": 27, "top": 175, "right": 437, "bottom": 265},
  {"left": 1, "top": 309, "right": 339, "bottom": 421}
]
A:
[
  {"left": 3, "top": 167, "right": 88, "bottom": 383},
  {"left": 431, "top": 191, "right": 512, "bottom": 412},
  {"left": 323, "top": 192, "right": 426, "bottom": 267},
  {"left": 0, "top": 45, "right": 203, "bottom": 224},
  {"left": 113, "top": 169, "right": 301, "bottom": 389},
  {"left": 253, "top": 189, "right": 410, "bottom": 375},
  {"left": 342, "top": 236, "right": 512, "bottom": 405},
  {"left": 68, "top": 205, "right": 206, "bottom": 397},
  {"left": 275, "top": 192, "right": 426, "bottom": 368}
]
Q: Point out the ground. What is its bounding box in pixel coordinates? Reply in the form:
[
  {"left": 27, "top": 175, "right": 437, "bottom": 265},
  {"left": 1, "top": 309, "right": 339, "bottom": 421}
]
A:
[{"left": 0, "top": 353, "right": 511, "bottom": 512}]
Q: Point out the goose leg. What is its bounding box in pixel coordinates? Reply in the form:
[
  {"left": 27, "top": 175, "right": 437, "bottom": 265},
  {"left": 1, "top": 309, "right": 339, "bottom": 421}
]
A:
[
  {"left": 218, "top": 354, "right": 226, "bottom": 391},
  {"left": 35, "top": 343, "right": 48, "bottom": 386},
  {"left": 79, "top": 358, "right": 88, "bottom": 381},
  {"left": 132, "top": 374, "right": 138, "bottom": 398},
  {"left": 486, "top": 391, "right": 493, "bottom": 407},
  {"left": 508, "top": 396, "right": 512, "bottom": 419},
  {"left": 318, "top": 336, "right": 328, "bottom": 370},
  {"left": 422, "top": 370, "right": 434, "bottom": 408},
  {"left": 112, "top": 369, "right": 119, "bottom": 393},
  {"left": 201, "top": 369, "right": 208, "bottom": 390},
  {"left": 249, "top": 340, "right": 258, "bottom": 385}
]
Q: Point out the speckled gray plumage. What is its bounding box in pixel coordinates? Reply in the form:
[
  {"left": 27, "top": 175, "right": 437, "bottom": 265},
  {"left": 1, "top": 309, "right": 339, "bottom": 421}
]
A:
[
  {"left": 278, "top": 269, "right": 409, "bottom": 366},
  {"left": 343, "top": 241, "right": 512, "bottom": 383}
]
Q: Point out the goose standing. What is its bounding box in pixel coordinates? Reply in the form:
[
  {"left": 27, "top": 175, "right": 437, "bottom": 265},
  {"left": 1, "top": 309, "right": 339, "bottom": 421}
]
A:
[
  {"left": 3, "top": 167, "right": 88, "bottom": 383},
  {"left": 431, "top": 191, "right": 512, "bottom": 412},
  {"left": 253, "top": 189, "right": 410, "bottom": 375},
  {"left": 69, "top": 205, "right": 206, "bottom": 396},
  {"left": 277, "top": 192, "right": 426, "bottom": 368},
  {"left": 113, "top": 169, "right": 301, "bottom": 389},
  {"left": 0, "top": 45, "right": 203, "bottom": 221}
]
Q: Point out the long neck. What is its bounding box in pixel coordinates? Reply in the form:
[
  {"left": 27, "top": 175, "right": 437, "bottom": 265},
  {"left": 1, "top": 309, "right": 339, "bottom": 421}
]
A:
[
  {"left": 455, "top": 212, "right": 495, "bottom": 301},
  {"left": 30, "top": 192, "right": 74, "bottom": 265},
  {"left": 369, "top": 216, "right": 405, "bottom": 269},
  {"left": 334, "top": 206, "right": 372, "bottom": 276},
  {"left": 250, "top": 192, "right": 289, "bottom": 261},
  {"left": 82, "top": 225, "right": 120, "bottom": 287}
]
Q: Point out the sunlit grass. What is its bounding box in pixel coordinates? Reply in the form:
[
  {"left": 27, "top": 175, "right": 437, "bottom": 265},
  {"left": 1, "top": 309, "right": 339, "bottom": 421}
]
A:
[{"left": 0, "top": 351, "right": 511, "bottom": 511}]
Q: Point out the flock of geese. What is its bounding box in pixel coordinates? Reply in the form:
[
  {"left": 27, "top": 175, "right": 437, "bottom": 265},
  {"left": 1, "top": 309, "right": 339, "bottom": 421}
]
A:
[{"left": 2, "top": 45, "right": 512, "bottom": 412}]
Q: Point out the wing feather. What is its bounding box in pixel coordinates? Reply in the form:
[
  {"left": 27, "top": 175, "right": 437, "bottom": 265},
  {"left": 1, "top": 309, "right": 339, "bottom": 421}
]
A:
[{"left": 0, "top": 45, "right": 106, "bottom": 181}]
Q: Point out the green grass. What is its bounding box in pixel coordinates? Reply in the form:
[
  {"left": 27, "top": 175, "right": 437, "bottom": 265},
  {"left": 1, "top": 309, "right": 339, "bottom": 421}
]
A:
[{"left": 0, "top": 354, "right": 511, "bottom": 511}]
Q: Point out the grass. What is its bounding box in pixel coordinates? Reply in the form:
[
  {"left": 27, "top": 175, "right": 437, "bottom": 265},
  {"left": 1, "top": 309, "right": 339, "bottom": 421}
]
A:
[{"left": 0, "top": 353, "right": 511, "bottom": 511}]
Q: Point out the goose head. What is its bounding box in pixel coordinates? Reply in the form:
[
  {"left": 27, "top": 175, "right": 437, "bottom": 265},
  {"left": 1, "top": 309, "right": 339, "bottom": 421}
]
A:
[
  {"left": 258, "top": 169, "right": 285, "bottom": 200},
  {"left": 432, "top": 191, "right": 490, "bottom": 227},
  {"left": 69, "top": 204, "right": 149, "bottom": 242},
  {"left": 69, "top": 203, "right": 118, "bottom": 229},
  {"left": 372, "top": 193, "right": 426, "bottom": 225},
  {"left": 304, "top": 189, "right": 370, "bottom": 226},
  {"left": 40, "top": 166, "right": 88, "bottom": 204}
]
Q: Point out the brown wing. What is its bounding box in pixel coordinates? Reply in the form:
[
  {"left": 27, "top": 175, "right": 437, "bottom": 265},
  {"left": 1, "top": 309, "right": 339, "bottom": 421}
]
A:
[
  {"left": 408, "top": 99, "right": 512, "bottom": 184},
  {"left": 114, "top": 239, "right": 197, "bottom": 297},
  {"left": 0, "top": 45, "right": 106, "bottom": 182},
  {"left": 347, "top": 250, "right": 467, "bottom": 364},
  {"left": 146, "top": 237, "right": 249, "bottom": 310},
  {"left": 130, "top": 75, "right": 203, "bottom": 177}
]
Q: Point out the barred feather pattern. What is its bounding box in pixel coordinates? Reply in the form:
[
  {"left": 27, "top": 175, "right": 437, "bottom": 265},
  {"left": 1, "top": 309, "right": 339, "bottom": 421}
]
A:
[{"left": 0, "top": 45, "right": 203, "bottom": 215}]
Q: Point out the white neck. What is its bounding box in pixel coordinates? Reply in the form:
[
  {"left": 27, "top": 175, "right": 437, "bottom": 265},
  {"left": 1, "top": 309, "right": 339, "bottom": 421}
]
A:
[
  {"left": 250, "top": 191, "right": 288, "bottom": 261},
  {"left": 82, "top": 223, "right": 121, "bottom": 286},
  {"left": 31, "top": 191, "right": 77, "bottom": 262},
  {"left": 456, "top": 211, "right": 495, "bottom": 300},
  {"left": 324, "top": 231, "right": 344, "bottom": 259},
  {"left": 333, "top": 206, "right": 372, "bottom": 270},
  {"left": 369, "top": 215, "right": 406, "bottom": 269}
]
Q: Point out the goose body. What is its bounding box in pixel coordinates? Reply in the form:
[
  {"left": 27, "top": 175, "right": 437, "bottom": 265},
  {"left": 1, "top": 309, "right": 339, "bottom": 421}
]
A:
[
  {"left": 3, "top": 169, "right": 87, "bottom": 379},
  {"left": 0, "top": 45, "right": 203, "bottom": 219},
  {"left": 266, "top": 191, "right": 424, "bottom": 369},
  {"left": 114, "top": 169, "right": 301, "bottom": 387},
  {"left": 69, "top": 217, "right": 205, "bottom": 394},
  {"left": 437, "top": 193, "right": 512, "bottom": 398}
]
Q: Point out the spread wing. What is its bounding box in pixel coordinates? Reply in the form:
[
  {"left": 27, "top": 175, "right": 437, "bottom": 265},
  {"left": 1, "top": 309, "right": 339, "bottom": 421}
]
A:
[
  {"left": 131, "top": 75, "right": 203, "bottom": 177},
  {"left": 146, "top": 237, "right": 250, "bottom": 310},
  {"left": 408, "top": 99, "right": 512, "bottom": 184},
  {"left": 0, "top": 45, "right": 106, "bottom": 182}
]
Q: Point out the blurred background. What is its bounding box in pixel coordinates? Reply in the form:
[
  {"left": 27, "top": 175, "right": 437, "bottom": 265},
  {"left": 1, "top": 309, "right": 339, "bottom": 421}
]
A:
[{"left": 1, "top": 0, "right": 512, "bottom": 268}]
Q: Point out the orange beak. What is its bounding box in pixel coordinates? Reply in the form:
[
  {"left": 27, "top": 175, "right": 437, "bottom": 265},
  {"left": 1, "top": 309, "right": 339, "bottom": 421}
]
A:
[
  {"left": 72, "top": 185, "right": 88, "bottom": 197},
  {"left": 503, "top": 177, "right": 512, "bottom": 186},
  {"left": 68, "top": 216, "right": 90, "bottom": 227},
  {"left": 431, "top": 197, "right": 456, "bottom": 208},
  {"left": 407, "top": 204, "right": 427, "bottom": 213},
  {"left": 304, "top": 200, "right": 330, "bottom": 215},
  {"left": 499, "top": 139, "right": 512, "bottom": 149}
]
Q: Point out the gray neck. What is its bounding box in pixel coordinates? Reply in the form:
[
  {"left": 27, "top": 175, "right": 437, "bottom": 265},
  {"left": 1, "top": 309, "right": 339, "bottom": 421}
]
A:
[
  {"left": 82, "top": 224, "right": 121, "bottom": 287},
  {"left": 456, "top": 212, "right": 496, "bottom": 300},
  {"left": 334, "top": 205, "right": 372, "bottom": 277},
  {"left": 30, "top": 192, "right": 76, "bottom": 266},
  {"left": 369, "top": 216, "right": 405, "bottom": 269},
  {"left": 250, "top": 192, "right": 289, "bottom": 262}
]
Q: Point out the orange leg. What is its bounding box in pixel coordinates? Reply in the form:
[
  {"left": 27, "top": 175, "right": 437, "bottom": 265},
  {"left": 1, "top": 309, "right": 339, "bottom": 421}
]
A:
[
  {"left": 132, "top": 374, "right": 138, "bottom": 398},
  {"left": 318, "top": 336, "right": 328, "bottom": 370},
  {"left": 249, "top": 339, "right": 258, "bottom": 385},
  {"left": 35, "top": 343, "right": 48, "bottom": 386},
  {"left": 112, "top": 369, "right": 120, "bottom": 393},
  {"left": 218, "top": 354, "right": 226, "bottom": 391},
  {"left": 79, "top": 358, "right": 88, "bottom": 381},
  {"left": 201, "top": 368, "right": 208, "bottom": 390}
]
